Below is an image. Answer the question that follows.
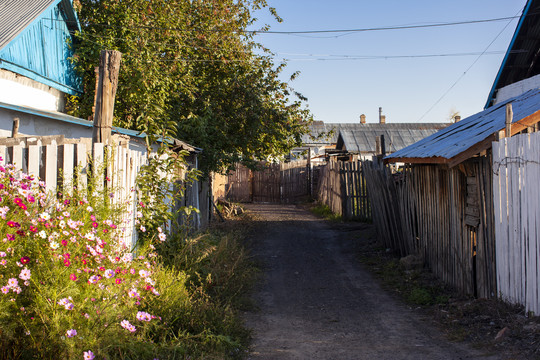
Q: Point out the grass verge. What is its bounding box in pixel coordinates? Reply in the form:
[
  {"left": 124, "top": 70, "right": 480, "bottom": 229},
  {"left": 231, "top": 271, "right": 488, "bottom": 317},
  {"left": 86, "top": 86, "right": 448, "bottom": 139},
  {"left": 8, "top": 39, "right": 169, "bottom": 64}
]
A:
[{"left": 355, "top": 233, "right": 540, "bottom": 359}]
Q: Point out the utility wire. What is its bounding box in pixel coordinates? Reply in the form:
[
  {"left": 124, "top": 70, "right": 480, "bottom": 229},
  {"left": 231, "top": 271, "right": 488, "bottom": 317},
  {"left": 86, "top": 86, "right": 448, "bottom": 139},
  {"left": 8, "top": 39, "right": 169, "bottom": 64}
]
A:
[
  {"left": 79, "top": 32, "right": 523, "bottom": 62},
  {"left": 417, "top": 10, "right": 522, "bottom": 122},
  {"left": 51, "top": 14, "right": 527, "bottom": 35}
]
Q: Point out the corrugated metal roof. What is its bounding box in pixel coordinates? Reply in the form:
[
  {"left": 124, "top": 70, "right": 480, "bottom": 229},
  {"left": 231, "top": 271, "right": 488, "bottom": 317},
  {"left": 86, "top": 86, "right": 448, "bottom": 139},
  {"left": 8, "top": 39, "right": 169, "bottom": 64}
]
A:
[
  {"left": 302, "top": 121, "right": 449, "bottom": 151},
  {"left": 386, "top": 88, "right": 540, "bottom": 163},
  {"left": 335, "top": 123, "right": 449, "bottom": 153},
  {"left": 0, "top": 0, "right": 57, "bottom": 51}
]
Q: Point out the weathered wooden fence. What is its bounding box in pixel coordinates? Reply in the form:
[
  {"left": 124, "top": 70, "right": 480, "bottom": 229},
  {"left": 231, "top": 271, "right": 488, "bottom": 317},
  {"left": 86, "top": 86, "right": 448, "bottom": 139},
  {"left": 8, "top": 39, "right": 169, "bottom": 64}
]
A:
[
  {"left": 0, "top": 136, "right": 209, "bottom": 248},
  {"left": 363, "top": 158, "right": 496, "bottom": 298},
  {"left": 226, "top": 161, "right": 309, "bottom": 203},
  {"left": 316, "top": 160, "right": 371, "bottom": 221},
  {"left": 493, "top": 132, "right": 540, "bottom": 314}
]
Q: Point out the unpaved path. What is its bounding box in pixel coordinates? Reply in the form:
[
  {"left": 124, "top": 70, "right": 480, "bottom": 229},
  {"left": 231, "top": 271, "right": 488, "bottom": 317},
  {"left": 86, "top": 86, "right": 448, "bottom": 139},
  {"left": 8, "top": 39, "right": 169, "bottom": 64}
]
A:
[{"left": 243, "top": 204, "right": 500, "bottom": 360}]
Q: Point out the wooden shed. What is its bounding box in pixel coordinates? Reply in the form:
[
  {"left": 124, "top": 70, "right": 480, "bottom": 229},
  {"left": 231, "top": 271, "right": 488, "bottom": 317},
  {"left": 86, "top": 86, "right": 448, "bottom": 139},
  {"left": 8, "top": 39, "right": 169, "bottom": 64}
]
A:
[{"left": 373, "top": 89, "right": 540, "bottom": 298}]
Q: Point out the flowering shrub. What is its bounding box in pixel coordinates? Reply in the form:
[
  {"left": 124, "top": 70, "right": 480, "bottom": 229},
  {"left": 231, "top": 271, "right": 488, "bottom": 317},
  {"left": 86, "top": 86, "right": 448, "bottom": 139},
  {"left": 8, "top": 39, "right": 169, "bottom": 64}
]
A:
[{"left": 0, "top": 160, "right": 163, "bottom": 359}]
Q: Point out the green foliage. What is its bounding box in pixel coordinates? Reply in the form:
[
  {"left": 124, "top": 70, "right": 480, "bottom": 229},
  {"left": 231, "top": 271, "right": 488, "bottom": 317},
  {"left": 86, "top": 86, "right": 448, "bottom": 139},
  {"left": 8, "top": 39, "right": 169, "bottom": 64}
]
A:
[
  {"left": 134, "top": 146, "right": 201, "bottom": 248},
  {"left": 69, "top": 0, "right": 313, "bottom": 174},
  {"left": 0, "top": 158, "right": 254, "bottom": 359},
  {"left": 310, "top": 203, "right": 342, "bottom": 222}
]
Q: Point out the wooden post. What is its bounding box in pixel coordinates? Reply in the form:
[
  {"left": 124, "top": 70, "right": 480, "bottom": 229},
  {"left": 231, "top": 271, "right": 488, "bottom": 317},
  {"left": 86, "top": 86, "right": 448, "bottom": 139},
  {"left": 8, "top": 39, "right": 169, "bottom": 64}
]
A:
[
  {"left": 11, "top": 117, "right": 19, "bottom": 138},
  {"left": 381, "top": 134, "right": 386, "bottom": 157},
  {"left": 505, "top": 103, "right": 513, "bottom": 138},
  {"left": 93, "top": 50, "right": 122, "bottom": 146}
]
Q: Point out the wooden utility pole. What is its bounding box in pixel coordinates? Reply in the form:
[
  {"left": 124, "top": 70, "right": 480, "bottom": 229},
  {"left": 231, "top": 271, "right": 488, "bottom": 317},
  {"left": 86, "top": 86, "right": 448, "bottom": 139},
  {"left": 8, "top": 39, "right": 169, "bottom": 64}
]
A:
[{"left": 92, "top": 50, "right": 122, "bottom": 146}]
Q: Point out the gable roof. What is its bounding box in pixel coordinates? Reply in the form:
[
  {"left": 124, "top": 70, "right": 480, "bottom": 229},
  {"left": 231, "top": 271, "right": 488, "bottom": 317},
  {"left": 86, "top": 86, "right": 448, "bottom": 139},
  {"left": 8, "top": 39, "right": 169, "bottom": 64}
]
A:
[
  {"left": 485, "top": 0, "right": 540, "bottom": 108},
  {"left": 386, "top": 88, "right": 540, "bottom": 167},
  {"left": 336, "top": 123, "right": 449, "bottom": 154}
]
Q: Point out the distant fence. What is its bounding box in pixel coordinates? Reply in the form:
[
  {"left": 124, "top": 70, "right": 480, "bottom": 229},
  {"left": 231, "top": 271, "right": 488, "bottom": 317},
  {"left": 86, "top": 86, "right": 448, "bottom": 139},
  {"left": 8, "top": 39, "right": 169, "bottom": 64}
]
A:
[
  {"left": 0, "top": 136, "right": 209, "bottom": 248},
  {"left": 226, "top": 161, "right": 309, "bottom": 204},
  {"left": 316, "top": 160, "right": 371, "bottom": 221},
  {"left": 493, "top": 132, "right": 540, "bottom": 314}
]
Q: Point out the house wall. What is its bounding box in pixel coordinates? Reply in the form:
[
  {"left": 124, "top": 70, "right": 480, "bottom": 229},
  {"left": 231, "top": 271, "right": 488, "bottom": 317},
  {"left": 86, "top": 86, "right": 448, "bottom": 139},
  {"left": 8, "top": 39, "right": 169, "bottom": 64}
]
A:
[
  {"left": 0, "top": 106, "right": 149, "bottom": 153},
  {"left": 0, "top": 70, "right": 65, "bottom": 111},
  {"left": 495, "top": 74, "right": 540, "bottom": 105},
  {"left": 0, "top": 2, "right": 81, "bottom": 95}
]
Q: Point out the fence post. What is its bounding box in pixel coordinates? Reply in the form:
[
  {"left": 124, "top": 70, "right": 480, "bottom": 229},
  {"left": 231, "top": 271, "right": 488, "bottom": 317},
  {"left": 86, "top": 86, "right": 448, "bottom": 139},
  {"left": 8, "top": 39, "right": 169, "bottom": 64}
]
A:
[{"left": 93, "top": 50, "right": 122, "bottom": 147}]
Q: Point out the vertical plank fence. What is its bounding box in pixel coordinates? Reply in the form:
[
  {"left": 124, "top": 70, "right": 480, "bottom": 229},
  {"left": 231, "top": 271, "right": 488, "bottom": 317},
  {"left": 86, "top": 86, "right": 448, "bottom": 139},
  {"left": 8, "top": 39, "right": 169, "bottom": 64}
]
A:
[
  {"left": 0, "top": 137, "right": 209, "bottom": 249},
  {"left": 316, "top": 160, "right": 371, "bottom": 221},
  {"left": 493, "top": 132, "right": 540, "bottom": 314},
  {"left": 225, "top": 161, "right": 310, "bottom": 204},
  {"left": 363, "top": 158, "right": 496, "bottom": 298}
]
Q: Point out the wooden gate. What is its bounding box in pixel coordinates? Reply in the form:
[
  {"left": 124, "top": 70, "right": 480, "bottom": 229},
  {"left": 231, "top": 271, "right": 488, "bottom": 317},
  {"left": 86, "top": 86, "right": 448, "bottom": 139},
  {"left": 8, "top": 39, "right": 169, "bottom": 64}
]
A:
[{"left": 226, "top": 161, "right": 309, "bottom": 203}]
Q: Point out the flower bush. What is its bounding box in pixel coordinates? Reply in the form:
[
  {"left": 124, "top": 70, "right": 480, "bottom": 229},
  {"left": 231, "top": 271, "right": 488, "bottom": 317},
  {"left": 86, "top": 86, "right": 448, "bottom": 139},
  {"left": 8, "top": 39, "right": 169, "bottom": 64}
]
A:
[
  {"left": 0, "top": 159, "right": 165, "bottom": 359},
  {"left": 0, "top": 152, "right": 252, "bottom": 360}
]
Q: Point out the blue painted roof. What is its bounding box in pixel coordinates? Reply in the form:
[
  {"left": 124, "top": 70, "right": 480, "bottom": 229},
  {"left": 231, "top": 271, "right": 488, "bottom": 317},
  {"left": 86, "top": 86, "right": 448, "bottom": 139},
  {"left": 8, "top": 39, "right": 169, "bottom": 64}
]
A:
[
  {"left": 0, "top": 0, "right": 82, "bottom": 94},
  {"left": 386, "top": 88, "right": 540, "bottom": 163}
]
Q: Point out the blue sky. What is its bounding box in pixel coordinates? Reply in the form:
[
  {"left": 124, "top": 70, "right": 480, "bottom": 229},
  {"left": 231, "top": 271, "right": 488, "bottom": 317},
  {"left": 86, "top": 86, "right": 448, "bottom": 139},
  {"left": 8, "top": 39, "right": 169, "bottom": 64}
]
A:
[{"left": 252, "top": 0, "right": 528, "bottom": 124}]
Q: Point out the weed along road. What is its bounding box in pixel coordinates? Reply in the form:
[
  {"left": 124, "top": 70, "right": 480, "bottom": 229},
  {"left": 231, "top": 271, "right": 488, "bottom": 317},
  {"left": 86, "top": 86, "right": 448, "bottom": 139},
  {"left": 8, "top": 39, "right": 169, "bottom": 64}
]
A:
[{"left": 243, "top": 204, "right": 500, "bottom": 360}]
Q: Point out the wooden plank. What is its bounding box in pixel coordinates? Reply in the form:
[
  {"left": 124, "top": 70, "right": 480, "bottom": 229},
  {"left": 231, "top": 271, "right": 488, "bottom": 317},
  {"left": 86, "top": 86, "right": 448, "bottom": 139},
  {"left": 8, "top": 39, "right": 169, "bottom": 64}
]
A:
[
  {"left": 76, "top": 142, "right": 88, "bottom": 193},
  {"left": 11, "top": 144, "right": 23, "bottom": 172},
  {"left": 28, "top": 144, "right": 40, "bottom": 179},
  {"left": 41, "top": 142, "right": 58, "bottom": 194},
  {"left": 62, "top": 144, "right": 75, "bottom": 196}
]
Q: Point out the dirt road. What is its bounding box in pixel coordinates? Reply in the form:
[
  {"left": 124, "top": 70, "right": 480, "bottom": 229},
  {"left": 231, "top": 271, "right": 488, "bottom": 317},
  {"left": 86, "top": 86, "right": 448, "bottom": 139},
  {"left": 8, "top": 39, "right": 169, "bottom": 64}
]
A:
[{"left": 243, "top": 204, "right": 499, "bottom": 360}]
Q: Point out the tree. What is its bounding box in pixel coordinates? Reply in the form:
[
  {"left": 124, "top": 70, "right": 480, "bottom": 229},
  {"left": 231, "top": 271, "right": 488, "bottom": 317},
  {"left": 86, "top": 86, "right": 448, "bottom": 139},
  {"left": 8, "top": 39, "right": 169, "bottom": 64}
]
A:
[{"left": 68, "top": 0, "right": 312, "bottom": 174}]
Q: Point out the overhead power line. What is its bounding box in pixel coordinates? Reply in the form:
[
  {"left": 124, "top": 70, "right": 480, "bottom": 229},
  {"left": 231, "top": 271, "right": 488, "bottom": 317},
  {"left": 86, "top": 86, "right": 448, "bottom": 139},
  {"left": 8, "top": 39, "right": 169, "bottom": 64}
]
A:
[{"left": 50, "top": 14, "right": 526, "bottom": 35}]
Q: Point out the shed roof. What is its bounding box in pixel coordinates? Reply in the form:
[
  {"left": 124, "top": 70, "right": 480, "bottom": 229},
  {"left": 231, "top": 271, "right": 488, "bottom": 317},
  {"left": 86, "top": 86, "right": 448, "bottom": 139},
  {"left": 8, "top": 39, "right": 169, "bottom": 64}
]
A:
[
  {"left": 0, "top": 0, "right": 79, "bottom": 51},
  {"left": 386, "top": 88, "right": 540, "bottom": 167},
  {"left": 336, "top": 123, "right": 449, "bottom": 154},
  {"left": 485, "top": 0, "right": 540, "bottom": 108}
]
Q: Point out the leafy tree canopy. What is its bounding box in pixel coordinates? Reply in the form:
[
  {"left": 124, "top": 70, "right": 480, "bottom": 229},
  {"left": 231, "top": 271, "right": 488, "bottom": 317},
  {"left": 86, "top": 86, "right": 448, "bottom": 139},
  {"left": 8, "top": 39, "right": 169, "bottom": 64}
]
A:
[{"left": 69, "top": 0, "right": 312, "bottom": 174}]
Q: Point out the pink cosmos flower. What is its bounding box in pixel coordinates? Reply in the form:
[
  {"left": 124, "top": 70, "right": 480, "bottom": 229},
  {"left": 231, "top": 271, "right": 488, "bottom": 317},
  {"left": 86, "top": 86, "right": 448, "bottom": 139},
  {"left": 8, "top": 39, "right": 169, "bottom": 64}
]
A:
[
  {"left": 136, "top": 311, "right": 153, "bottom": 322},
  {"left": 20, "top": 256, "right": 30, "bottom": 264},
  {"left": 7, "top": 221, "right": 20, "bottom": 228},
  {"left": 104, "top": 269, "right": 115, "bottom": 279},
  {"left": 1, "top": 286, "right": 8, "bottom": 294},
  {"left": 83, "top": 350, "right": 95, "bottom": 360},
  {"left": 66, "top": 329, "right": 77, "bottom": 338},
  {"left": 7, "top": 278, "right": 18, "bottom": 288},
  {"left": 69, "top": 273, "right": 77, "bottom": 281},
  {"left": 19, "top": 268, "right": 31, "bottom": 281},
  {"left": 120, "top": 320, "right": 136, "bottom": 332},
  {"left": 29, "top": 226, "right": 37, "bottom": 233}
]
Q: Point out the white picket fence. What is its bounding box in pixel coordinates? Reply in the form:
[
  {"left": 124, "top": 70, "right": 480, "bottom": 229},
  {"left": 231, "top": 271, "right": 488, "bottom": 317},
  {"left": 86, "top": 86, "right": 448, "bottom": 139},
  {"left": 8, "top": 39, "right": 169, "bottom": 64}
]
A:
[
  {"left": 0, "top": 137, "right": 148, "bottom": 249},
  {"left": 493, "top": 132, "right": 540, "bottom": 314}
]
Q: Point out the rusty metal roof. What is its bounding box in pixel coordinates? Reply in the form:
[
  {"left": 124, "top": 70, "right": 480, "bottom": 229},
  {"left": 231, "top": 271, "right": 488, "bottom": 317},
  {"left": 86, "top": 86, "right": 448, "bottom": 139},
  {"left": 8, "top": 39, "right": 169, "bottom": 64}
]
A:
[
  {"left": 335, "top": 123, "right": 449, "bottom": 154},
  {"left": 386, "top": 88, "right": 540, "bottom": 165}
]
